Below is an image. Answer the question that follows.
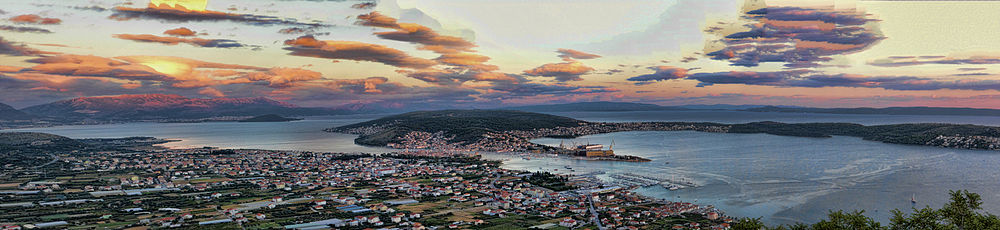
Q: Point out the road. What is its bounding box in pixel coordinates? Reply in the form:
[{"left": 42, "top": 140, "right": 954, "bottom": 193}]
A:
[{"left": 587, "top": 194, "right": 605, "bottom": 230}]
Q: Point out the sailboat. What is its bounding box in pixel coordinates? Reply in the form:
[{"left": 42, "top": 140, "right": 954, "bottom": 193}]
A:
[{"left": 911, "top": 194, "right": 917, "bottom": 204}]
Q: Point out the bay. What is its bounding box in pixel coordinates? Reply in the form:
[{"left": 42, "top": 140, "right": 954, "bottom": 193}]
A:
[{"left": 5, "top": 110, "right": 1000, "bottom": 225}]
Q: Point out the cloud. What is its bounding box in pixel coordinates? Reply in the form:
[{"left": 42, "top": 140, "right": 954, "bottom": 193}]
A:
[
  {"left": 433, "top": 53, "right": 498, "bottom": 71},
  {"left": 556, "top": 48, "right": 601, "bottom": 60},
  {"left": 244, "top": 67, "right": 323, "bottom": 88},
  {"left": 402, "top": 69, "right": 522, "bottom": 86},
  {"left": 22, "top": 55, "right": 169, "bottom": 81},
  {"left": 523, "top": 62, "right": 596, "bottom": 81},
  {"left": 111, "top": 2, "right": 321, "bottom": 26},
  {"left": 351, "top": 2, "right": 377, "bottom": 10},
  {"left": 8, "top": 14, "right": 62, "bottom": 24},
  {"left": 0, "top": 37, "right": 48, "bottom": 56},
  {"left": 198, "top": 87, "right": 225, "bottom": 97},
  {"left": 114, "top": 34, "right": 245, "bottom": 48},
  {"left": 687, "top": 70, "right": 1000, "bottom": 91},
  {"left": 10, "top": 54, "right": 321, "bottom": 91},
  {"left": 278, "top": 27, "right": 326, "bottom": 35},
  {"left": 0, "top": 25, "right": 52, "bottom": 33},
  {"left": 869, "top": 55, "right": 1000, "bottom": 67},
  {"left": 627, "top": 66, "right": 689, "bottom": 83},
  {"left": 357, "top": 12, "right": 476, "bottom": 54},
  {"left": 283, "top": 77, "right": 481, "bottom": 107},
  {"left": 163, "top": 27, "right": 196, "bottom": 36},
  {"left": 283, "top": 35, "right": 437, "bottom": 69},
  {"left": 707, "top": 6, "right": 883, "bottom": 67},
  {"left": 356, "top": 11, "right": 400, "bottom": 29},
  {"left": 484, "top": 82, "right": 619, "bottom": 99}
]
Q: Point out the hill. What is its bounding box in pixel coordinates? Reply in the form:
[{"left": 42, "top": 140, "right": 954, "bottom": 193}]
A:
[
  {"left": 238, "top": 114, "right": 302, "bottom": 122},
  {"left": 328, "top": 110, "right": 588, "bottom": 146},
  {"left": 0, "top": 132, "right": 86, "bottom": 169},
  {"left": 746, "top": 106, "right": 1000, "bottom": 117},
  {"left": 21, "top": 94, "right": 350, "bottom": 121},
  {"left": 331, "top": 109, "right": 1000, "bottom": 151},
  {"left": 0, "top": 102, "right": 34, "bottom": 120},
  {"left": 503, "top": 102, "right": 687, "bottom": 112}
]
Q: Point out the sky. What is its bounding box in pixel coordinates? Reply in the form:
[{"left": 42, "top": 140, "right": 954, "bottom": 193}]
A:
[{"left": 2, "top": 0, "right": 1000, "bottom": 109}]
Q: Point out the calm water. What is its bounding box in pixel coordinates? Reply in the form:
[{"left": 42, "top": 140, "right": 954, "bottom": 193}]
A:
[
  {"left": 512, "top": 132, "right": 1000, "bottom": 225},
  {"left": 2, "top": 115, "right": 393, "bottom": 153},
  {"left": 4, "top": 111, "right": 1000, "bottom": 225}
]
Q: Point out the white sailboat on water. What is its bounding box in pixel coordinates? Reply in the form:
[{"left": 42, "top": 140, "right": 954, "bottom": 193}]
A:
[{"left": 911, "top": 194, "right": 917, "bottom": 204}]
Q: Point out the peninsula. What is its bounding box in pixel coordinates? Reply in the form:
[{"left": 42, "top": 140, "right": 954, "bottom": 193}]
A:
[{"left": 329, "top": 110, "right": 1000, "bottom": 152}]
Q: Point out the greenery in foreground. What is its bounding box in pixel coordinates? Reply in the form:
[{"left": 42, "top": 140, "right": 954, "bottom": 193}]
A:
[{"left": 732, "top": 190, "right": 1000, "bottom": 230}]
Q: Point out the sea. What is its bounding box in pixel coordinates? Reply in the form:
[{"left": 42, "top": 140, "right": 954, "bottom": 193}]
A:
[{"left": 4, "top": 110, "right": 1000, "bottom": 225}]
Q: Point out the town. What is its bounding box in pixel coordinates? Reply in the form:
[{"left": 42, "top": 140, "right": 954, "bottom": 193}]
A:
[
  {"left": 0, "top": 145, "right": 734, "bottom": 230},
  {"left": 362, "top": 122, "right": 730, "bottom": 155}
]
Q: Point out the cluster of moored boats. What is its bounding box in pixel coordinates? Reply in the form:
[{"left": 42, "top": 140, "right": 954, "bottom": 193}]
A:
[{"left": 609, "top": 173, "right": 699, "bottom": 191}]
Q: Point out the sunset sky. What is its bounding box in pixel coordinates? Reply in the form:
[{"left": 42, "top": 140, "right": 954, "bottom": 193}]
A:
[{"left": 3, "top": 0, "right": 1000, "bottom": 109}]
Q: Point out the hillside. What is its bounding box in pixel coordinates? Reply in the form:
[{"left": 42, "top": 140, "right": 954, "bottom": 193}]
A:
[
  {"left": 504, "top": 101, "right": 687, "bottom": 112},
  {"left": 331, "top": 109, "right": 1000, "bottom": 151},
  {"left": 0, "top": 132, "right": 86, "bottom": 169},
  {"left": 0, "top": 102, "right": 34, "bottom": 120},
  {"left": 328, "top": 110, "right": 588, "bottom": 146},
  {"left": 21, "top": 94, "right": 349, "bottom": 121},
  {"left": 746, "top": 106, "right": 1000, "bottom": 117}
]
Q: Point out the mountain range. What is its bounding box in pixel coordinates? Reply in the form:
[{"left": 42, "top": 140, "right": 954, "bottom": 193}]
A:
[
  {"left": 502, "top": 102, "right": 688, "bottom": 112},
  {"left": 746, "top": 106, "right": 1000, "bottom": 116},
  {"left": 6, "top": 96, "right": 1000, "bottom": 124},
  {"left": 13, "top": 94, "right": 354, "bottom": 121},
  {"left": 0, "top": 102, "right": 35, "bottom": 120}
]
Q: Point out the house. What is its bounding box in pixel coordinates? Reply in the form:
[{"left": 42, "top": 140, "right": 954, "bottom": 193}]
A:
[
  {"left": 559, "top": 218, "right": 577, "bottom": 227},
  {"left": 707, "top": 212, "right": 719, "bottom": 220}
]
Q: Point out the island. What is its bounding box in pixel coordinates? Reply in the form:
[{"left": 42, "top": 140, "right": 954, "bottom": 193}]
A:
[
  {"left": 238, "top": 114, "right": 303, "bottom": 122},
  {"left": 328, "top": 110, "right": 1000, "bottom": 153}
]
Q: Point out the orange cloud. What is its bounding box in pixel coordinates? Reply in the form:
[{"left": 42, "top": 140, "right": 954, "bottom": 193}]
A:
[
  {"left": 523, "top": 62, "right": 596, "bottom": 81},
  {"left": 9, "top": 14, "right": 62, "bottom": 25},
  {"left": 283, "top": 35, "right": 437, "bottom": 69},
  {"left": 357, "top": 12, "right": 476, "bottom": 54},
  {"left": 245, "top": 68, "right": 323, "bottom": 88},
  {"left": 356, "top": 12, "right": 399, "bottom": 29},
  {"left": 163, "top": 27, "right": 197, "bottom": 36},
  {"left": 198, "top": 87, "right": 225, "bottom": 97},
  {"left": 435, "top": 53, "right": 498, "bottom": 71}
]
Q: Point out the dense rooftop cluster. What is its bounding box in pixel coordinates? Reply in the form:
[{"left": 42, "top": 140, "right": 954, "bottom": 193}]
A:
[{"left": 0, "top": 146, "right": 733, "bottom": 229}]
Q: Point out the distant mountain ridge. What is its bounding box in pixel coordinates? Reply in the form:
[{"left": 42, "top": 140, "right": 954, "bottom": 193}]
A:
[
  {"left": 503, "top": 102, "right": 688, "bottom": 112},
  {"left": 0, "top": 102, "right": 34, "bottom": 120},
  {"left": 501, "top": 101, "right": 1000, "bottom": 117},
  {"left": 21, "top": 94, "right": 349, "bottom": 121},
  {"left": 746, "top": 106, "right": 1000, "bottom": 117}
]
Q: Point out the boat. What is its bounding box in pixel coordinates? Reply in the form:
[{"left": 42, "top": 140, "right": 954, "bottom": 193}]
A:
[
  {"left": 564, "top": 166, "right": 573, "bottom": 169},
  {"left": 664, "top": 161, "right": 670, "bottom": 165},
  {"left": 911, "top": 194, "right": 917, "bottom": 204}
]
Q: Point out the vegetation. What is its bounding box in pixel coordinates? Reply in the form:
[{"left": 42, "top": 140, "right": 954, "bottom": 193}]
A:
[
  {"left": 730, "top": 121, "right": 1000, "bottom": 148},
  {"left": 0, "top": 132, "right": 85, "bottom": 169},
  {"left": 330, "top": 110, "right": 587, "bottom": 146},
  {"left": 333, "top": 109, "right": 1000, "bottom": 150},
  {"left": 524, "top": 172, "right": 575, "bottom": 191},
  {"left": 732, "top": 190, "right": 1000, "bottom": 230}
]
